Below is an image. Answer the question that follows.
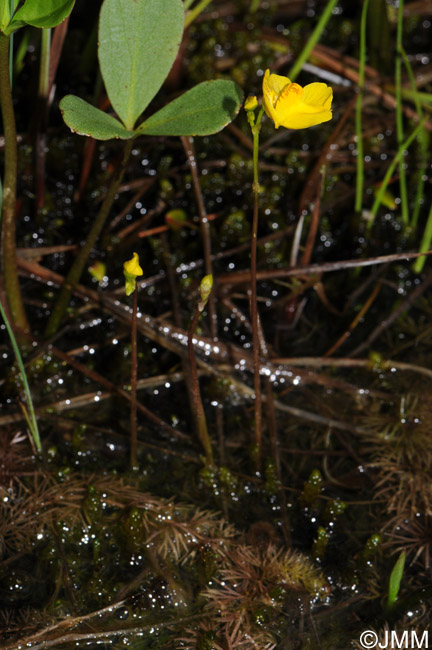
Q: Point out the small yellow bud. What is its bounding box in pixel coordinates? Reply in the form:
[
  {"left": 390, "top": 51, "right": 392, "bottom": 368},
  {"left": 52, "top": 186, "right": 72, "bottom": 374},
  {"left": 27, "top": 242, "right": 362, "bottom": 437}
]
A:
[
  {"left": 244, "top": 95, "right": 258, "bottom": 111},
  {"left": 89, "top": 260, "right": 106, "bottom": 283},
  {"left": 124, "top": 252, "right": 143, "bottom": 278},
  {"left": 198, "top": 274, "right": 213, "bottom": 311},
  {"left": 165, "top": 208, "right": 187, "bottom": 230},
  {"left": 123, "top": 252, "right": 143, "bottom": 296}
]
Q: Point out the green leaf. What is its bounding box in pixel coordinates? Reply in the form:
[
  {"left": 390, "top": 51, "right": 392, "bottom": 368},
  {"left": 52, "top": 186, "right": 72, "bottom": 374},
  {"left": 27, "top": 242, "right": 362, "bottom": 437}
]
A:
[
  {"left": 136, "top": 80, "right": 244, "bottom": 136},
  {"left": 99, "top": 0, "right": 184, "bottom": 131},
  {"left": 9, "top": 0, "right": 75, "bottom": 31},
  {"left": 59, "top": 95, "right": 134, "bottom": 140},
  {"left": 0, "top": 4, "right": 12, "bottom": 33},
  {"left": 387, "top": 551, "right": 405, "bottom": 607}
]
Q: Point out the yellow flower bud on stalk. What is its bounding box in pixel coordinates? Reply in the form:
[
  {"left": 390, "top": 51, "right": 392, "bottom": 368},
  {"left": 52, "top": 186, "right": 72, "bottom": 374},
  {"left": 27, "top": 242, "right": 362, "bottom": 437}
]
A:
[
  {"left": 244, "top": 95, "right": 258, "bottom": 111},
  {"left": 123, "top": 252, "right": 143, "bottom": 296},
  {"left": 198, "top": 274, "right": 213, "bottom": 312}
]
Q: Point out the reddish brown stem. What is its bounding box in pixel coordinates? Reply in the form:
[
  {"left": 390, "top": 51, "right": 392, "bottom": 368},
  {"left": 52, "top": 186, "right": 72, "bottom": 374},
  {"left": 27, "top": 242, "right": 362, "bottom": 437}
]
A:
[
  {"left": 130, "top": 287, "right": 138, "bottom": 469},
  {"left": 187, "top": 306, "right": 214, "bottom": 466}
]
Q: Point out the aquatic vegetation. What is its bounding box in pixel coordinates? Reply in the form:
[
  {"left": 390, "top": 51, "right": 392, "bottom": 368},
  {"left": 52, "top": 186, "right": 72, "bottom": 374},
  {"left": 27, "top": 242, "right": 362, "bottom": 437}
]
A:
[
  {"left": 0, "top": 469, "right": 325, "bottom": 648},
  {"left": 362, "top": 393, "right": 432, "bottom": 518},
  {"left": 1, "top": 0, "right": 432, "bottom": 646}
]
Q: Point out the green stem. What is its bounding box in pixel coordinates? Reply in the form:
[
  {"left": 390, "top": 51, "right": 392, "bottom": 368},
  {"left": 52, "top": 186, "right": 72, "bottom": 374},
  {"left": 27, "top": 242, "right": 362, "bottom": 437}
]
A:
[
  {"left": 184, "top": 0, "right": 212, "bottom": 28},
  {"left": 412, "top": 201, "right": 432, "bottom": 274},
  {"left": 369, "top": 120, "right": 425, "bottom": 228},
  {"left": 0, "top": 296, "right": 41, "bottom": 452},
  {"left": 250, "top": 107, "right": 264, "bottom": 468},
  {"left": 188, "top": 305, "right": 214, "bottom": 466},
  {"left": 395, "top": 0, "right": 409, "bottom": 226},
  {"left": 287, "top": 0, "right": 339, "bottom": 82},
  {"left": 400, "top": 45, "right": 427, "bottom": 231},
  {"left": 39, "top": 27, "right": 51, "bottom": 99},
  {"left": 36, "top": 28, "right": 51, "bottom": 212},
  {"left": 354, "top": 0, "right": 371, "bottom": 214},
  {"left": 45, "top": 138, "right": 133, "bottom": 338},
  {"left": 0, "top": 33, "right": 29, "bottom": 333},
  {"left": 130, "top": 286, "right": 138, "bottom": 469}
]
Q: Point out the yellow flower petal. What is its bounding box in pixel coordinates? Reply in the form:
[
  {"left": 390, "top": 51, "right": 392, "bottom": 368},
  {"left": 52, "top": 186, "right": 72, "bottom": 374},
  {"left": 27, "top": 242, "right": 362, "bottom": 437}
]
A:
[
  {"left": 262, "top": 69, "right": 287, "bottom": 128},
  {"left": 302, "top": 82, "right": 333, "bottom": 109},
  {"left": 262, "top": 69, "right": 333, "bottom": 130}
]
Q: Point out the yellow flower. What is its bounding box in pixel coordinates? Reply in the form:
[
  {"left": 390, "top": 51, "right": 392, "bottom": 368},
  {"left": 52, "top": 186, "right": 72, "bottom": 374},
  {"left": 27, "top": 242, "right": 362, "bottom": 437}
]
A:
[
  {"left": 123, "top": 252, "right": 143, "bottom": 296},
  {"left": 262, "top": 69, "right": 332, "bottom": 130}
]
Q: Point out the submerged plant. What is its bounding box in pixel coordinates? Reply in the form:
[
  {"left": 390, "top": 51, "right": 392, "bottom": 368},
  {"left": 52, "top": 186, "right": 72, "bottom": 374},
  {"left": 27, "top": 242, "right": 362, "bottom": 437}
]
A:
[
  {"left": 1, "top": 467, "right": 327, "bottom": 648},
  {"left": 386, "top": 514, "right": 432, "bottom": 571},
  {"left": 362, "top": 393, "right": 432, "bottom": 519}
]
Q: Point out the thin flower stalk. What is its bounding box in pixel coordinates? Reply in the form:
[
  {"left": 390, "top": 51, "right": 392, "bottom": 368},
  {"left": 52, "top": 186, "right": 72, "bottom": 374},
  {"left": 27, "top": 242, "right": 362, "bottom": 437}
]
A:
[
  {"left": 187, "top": 275, "right": 214, "bottom": 466},
  {"left": 249, "top": 105, "right": 265, "bottom": 468},
  {"left": 354, "top": 0, "right": 370, "bottom": 214},
  {"left": 123, "top": 252, "right": 143, "bottom": 470},
  {"left": 246, "top": 70, "right": 332, "bottom": 466}
]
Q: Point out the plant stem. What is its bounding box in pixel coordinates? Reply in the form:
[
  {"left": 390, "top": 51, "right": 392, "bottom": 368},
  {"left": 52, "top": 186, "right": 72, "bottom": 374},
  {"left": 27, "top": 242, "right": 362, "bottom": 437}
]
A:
[
  {"left": 412, "top": 201, "right": 432, "bottom": 274},
  {"left": 354, "top": 0, "right": 370, "bottom": 214},
  {"left": 250, "top": 107, "right": 264, "bottom": 468},
  {"left": 0, "top": 295, "right": 41, "bottom": 452},
  {"left": 181, "top": 137, "right": 217, "bottom": 337},
  {"left": 0, "top": 33, "right": 29, "bottom": 334},
  {"left": 184, "top": 0, "right": 212, "bottom": 28},
  {"left": 400, "top": 45, "right": 427, "bottom": 231},
  {"left": 45, "top": 138, "right": 133, "bottom": 338},
  {"left": 287, "top": 0, "right": 339, "bottom": 82},
  {"left": 187, "top": 304, "right": 214, "bottom": 466},
  {"left": 369, "top": 120, "right": 425, "bottom": 228},
  {"left": 395, "top": 0, "right": 409, "bottom": 226},
  {"left": 181, "top": 135, "right": 226, "bottom": 463},
  {"left": 35, "top": 28, "right": 51, "bottom": 212},
  {"left": 130, "top": 286, "right": 138, "bottom": 469}
]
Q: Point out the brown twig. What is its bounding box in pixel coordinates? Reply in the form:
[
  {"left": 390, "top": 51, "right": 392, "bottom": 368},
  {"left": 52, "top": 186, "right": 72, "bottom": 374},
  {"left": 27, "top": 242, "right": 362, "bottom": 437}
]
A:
[
  {"left": 187, "top": 303, "right": 214, "bottom": 466},
  {"left": 324, "top": 281, "right": 382, "bottom": 357},
  {"left": 349, "top": 270, "right": 432, "bottom": 357},
  {"left": 217, "top": 249, "right": 432, "bottom": 286}
]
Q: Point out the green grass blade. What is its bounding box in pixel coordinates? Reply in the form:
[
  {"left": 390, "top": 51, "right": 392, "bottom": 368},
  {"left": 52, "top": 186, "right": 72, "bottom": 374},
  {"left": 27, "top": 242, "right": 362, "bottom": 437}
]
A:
[
  {"left": 400, "top": 45, "right": 428, "bottom": 231},
  {"left": 287, "top": 0, "right": 339, "bottom": 82},
  {"left": 387, "top": 551, "right": 405, "bottom": 607},
  {"left": 412, "top": 201, "right": 432, "bottom": 274},
  {"left": 184, "top": 0, "right": 212, "bottom": 28},
  {"left": 0, "top": 299, "right": 42, "bottom": 452},
  {"left": 369, "top": 120, "right": 425, "bottom": 230},
  {"left": 354, "top": 0, "right": 371, "bottom": 214},
  {"left": 395, "top": 0, "right": 409, "bottom": 226}
]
